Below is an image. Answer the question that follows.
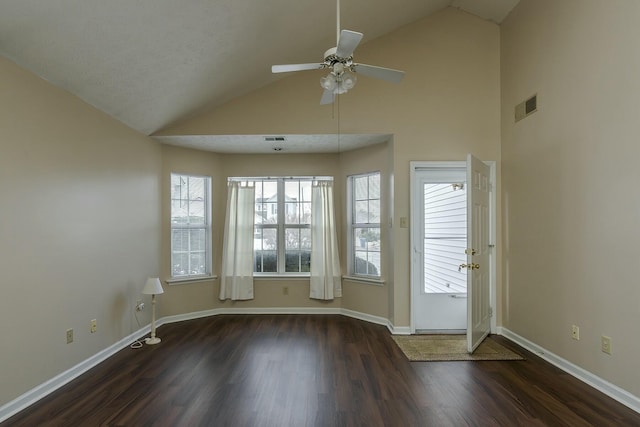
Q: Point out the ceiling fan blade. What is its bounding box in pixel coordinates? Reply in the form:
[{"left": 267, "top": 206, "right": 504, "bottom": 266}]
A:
[
  {"left": 272, "top": 63, "right": 323, "bottom": 73},
  {"left": 320, "top": 89, "right": 335, "bottom": 105},
  {"left": 353, "top": 63, "right": 405, "bottom": 84},
  {"left": 335, "top": 30, "right": 363, "bottom": 58}
]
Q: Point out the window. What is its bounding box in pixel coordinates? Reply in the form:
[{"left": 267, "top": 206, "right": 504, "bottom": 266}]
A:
[
  {"left": 349, "top": 172, "right": 381, "bottom": 277},
  {"left": 170, "top": 174, "right": 211, "bottom": 278},
  {"left": 229, "top": 177, "right": 330, "bottom": 275},
  {"left": 252, "top": 178, "right": 314, "bottom": 274}
]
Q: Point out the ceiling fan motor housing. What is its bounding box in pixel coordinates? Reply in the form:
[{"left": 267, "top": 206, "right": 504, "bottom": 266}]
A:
[{"left": 323, "top": 47, "right": 354, "bottom": 74}]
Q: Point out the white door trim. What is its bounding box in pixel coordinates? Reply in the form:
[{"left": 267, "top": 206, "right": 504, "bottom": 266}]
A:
[{"left": 409, "top": 160, "right": 497, "bottom": 335}]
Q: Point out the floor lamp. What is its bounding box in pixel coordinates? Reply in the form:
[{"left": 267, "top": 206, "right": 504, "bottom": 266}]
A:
[{"left": 142, "top": 277, "right": 164, "bottom": 345}]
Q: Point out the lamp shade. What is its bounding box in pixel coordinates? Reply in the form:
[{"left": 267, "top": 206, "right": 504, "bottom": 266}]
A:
[{"left": 142, "top": 277, "right": 164, "bottom": 295}]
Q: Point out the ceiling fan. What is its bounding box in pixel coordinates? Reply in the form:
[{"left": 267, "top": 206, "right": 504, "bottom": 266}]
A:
[{"left": 271, "top": 0, "right": 405, "bottom": 105}]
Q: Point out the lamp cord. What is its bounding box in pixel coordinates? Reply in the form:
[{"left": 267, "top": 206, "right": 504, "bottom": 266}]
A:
[{"left": 129, "top": 307, "right": 145, "bottom": 349}]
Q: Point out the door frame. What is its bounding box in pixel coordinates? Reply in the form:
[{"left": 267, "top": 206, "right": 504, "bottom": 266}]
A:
[{"left": 409, "top": 160, "right": 497, "bottom": 335}]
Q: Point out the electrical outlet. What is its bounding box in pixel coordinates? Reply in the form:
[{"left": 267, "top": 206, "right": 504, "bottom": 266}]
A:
[
  {"left": 601, "top": 336, "right": 612, "bottom": 354},
  {"left": 66, "top": 328, "right": 74, "bottom": 344},
  {"left": 90, "top": 319, "right": 97, "bottom": 333},
  {"left": 282, "top": 286, "right": 289, "bottom": 295},
  {"left": 571, "top": 325, "right": 580, "bottom": 340},
  {"left": 135, "top": 300, "right": 145, "bottom": 312}
]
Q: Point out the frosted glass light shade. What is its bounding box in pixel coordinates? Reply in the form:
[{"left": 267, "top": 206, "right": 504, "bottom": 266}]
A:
[
  {"left": 341, "top": 71, "right": 357, "bottom": 90},
  {"left": 320, "top": 74, "right": 337, "bottom": 91},
  {"left": 320, "top": 70, "right": 357, "bottom": 95}
]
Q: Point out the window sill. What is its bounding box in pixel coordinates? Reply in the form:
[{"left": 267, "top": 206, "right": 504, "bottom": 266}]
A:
[
  {"left": 165, "top": 275, "right": 218, "bottom": 286},
  {"left": 254, "top": 275, "right": 310, "bottom": 281},
  {"left": 342, "top": 275, "right": 385, "bottom": 286}
]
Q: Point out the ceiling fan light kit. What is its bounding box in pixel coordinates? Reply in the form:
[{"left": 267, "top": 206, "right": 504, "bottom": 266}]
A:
[
  {"left": 271, "top": 0, "right": 405, "bottom": 105},
  {"left": 320, "top": 69, "right": 357, "bottom": 95}
]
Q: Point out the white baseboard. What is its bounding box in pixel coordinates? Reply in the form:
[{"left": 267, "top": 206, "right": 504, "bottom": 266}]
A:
[
  {"left": 388, "top": 324, "right": 411, "bottom": 335},
  {"left": 157, "top": 306, "right": 346, "bottom": 327},
  {"left": 9, "top": 313, "right": 636, "bottom": 423},
  {"left": 0, "top": 307, "right": 382, "bottom": 423},
  {"left": 500, "top": 327, "right": 640, "bottom": 414},
  {"left": 0, "top": 325, "right": 150, "bottom": 423}
]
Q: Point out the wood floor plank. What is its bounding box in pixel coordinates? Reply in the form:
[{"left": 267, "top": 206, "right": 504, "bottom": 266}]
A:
[{"left": 3, "top": 315, "right": 640, "bottom": 426}]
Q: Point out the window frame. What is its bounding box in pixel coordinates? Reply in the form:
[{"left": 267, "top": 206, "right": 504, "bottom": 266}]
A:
[
  {"left": 230, "top": 176, "right": 330, "bottom": 276},
  {"left": 170, "top": 173, "right": 212, "bottom": 280},
  {"left": 347, "top": 171, "right": 382, "bottom": 278}
]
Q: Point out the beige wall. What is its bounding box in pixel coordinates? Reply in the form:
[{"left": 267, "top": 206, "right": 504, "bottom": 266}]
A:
[
  {"left": 501, "top": 0, "right": 640, "bottom": 395},
  {"left": 160, "top": 147, "right": 345, "bottom": 315},
  {"left": 340, "top": 141, "right": 392, "bottom": 319},
  {"left": 0, "top": 56, "right": 162, "bottom": 406},
  {"left": 159, "top": 7, "right": 502, "bottom": 328}
]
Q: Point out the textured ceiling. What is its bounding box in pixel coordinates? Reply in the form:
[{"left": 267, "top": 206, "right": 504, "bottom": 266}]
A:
[{"left": 0, "top": 0, "right": 519, "bottom": 152}]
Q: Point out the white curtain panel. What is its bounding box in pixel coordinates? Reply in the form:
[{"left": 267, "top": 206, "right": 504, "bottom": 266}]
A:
[
  {"left": 310, "top": 181, "right": 342, "bottom": 300},
  {"left": 220, "top": 181, "right": 255, "bottom": 301}
]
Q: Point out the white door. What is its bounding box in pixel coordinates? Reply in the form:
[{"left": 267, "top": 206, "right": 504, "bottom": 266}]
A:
[
  {"left": 413, "top": 168, "right": 467, "bottom": 332},
  {"left": 466, "top": 154, "right": 492, "bottom": 353}
]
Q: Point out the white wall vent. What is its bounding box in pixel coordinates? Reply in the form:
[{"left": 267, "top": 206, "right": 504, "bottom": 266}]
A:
[
  {"left": 264, "top": 136, "right": 286, "bottom": 142},
  {"left": 515, "top": 94, "right": 537, "bottom": 122}
]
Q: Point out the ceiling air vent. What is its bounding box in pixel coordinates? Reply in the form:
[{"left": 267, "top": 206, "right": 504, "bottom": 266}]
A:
[
  {"left": 515, "top": 94, "right": 537, "bottom": 122},
  {"left": 264, "top": 136, "right": 286, "bottom": 142}
]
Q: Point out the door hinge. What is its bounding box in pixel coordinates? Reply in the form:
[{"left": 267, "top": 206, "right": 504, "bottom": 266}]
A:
[{"left": 488, "top": 306, "right": 494, "bottom": 317}]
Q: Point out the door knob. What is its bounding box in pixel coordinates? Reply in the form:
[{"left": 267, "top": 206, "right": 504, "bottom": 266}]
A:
[{"left": 459, "top": 263, "right": 480, "bottom": 272}]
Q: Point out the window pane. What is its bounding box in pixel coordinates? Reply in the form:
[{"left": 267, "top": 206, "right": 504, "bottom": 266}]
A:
[
  {"left": 254, "top": 226, "right": 278, "bottom": 273},
  {"left": 354, "top": 251, "right": 368, "bottom": 275},
  {"left": 190, "top": 252, "right": 206, "bottom": 275},
  {"left": 172, "top": 253, "right": 188, "bottom": 276},
  {"left": 354, "top": 176, "right": 368, "bottom": 200},
  {"left": 171, "top": 175, "right": 187, "bottom": 200},
  {"left": 301, "top": 250, "right": 311, "bottom": 272},
  {"left": 285, "top": 202, "right": 298, "bottom": 224},
  {"left": 171, "top": 200, "right": 189, "bottom": 224},
  {"left": 256, "top": 181, "right": 277, "bottom": 224},
  {"left": 190, "top": 229, "right": 205, "bottom": 250},
  {"left": 355, "top": 201, "right": 369, "bottom": 223},
  {"left": 285, "top": 228, "right": 300, "bottom": 249},
  {"left": 285, "top": 251, "right": 300, "bottom": 272},
  {"left": 355, "top": 228, "right": 380, "bottom": 248},
  {"left": 262, "top": 228, "right": 277, "bottom": 250},
  {"left": 369, "top": 200, "right": 380, "bottom": 223},
  {"left": 255, "top": 250, "right": 277, "bottom": 273},
  {"left": 284, "top": 181, "right": 299, "bottom": 201},
  {"left": 299, "top": 181, "right": 312, "bottom": 202},
  {"left": 262, "top": 181, "right": 277, "bottom": 200},
  {"left": 172, "top": 229, "right": 188, "bottom": 251},
  {"left": 369, "top": 174, "right": 380, "bottom": 199},
  {"left": 189, "top": 200, "right": 205, "bottom": 224},
  {"left": 188, "top": 177, "right": 205, "bottom": 199},
  {"left": 255, "top": 203, "right": 265, "bottom": 224},
  {"left": 265, "top": 202, "right": 277, "bottom": 223},
  {"left": 300, "top": 228, "right": 311, "bottom": 250},
  {"left": 300, "top": 202, "right": 311, "bottom": 224},
  {"left": 262, "top": 251, "right": 277, "bottom": 272}
]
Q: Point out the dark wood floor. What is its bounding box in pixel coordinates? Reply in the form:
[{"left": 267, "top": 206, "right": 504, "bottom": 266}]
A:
[{"left": 3, "top": 315, "right": 640, "bottom": 426}]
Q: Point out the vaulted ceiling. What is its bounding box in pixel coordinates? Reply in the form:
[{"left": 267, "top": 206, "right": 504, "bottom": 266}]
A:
[{"left": 0, "top": 0, "right": 519, "bottom": 141}]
